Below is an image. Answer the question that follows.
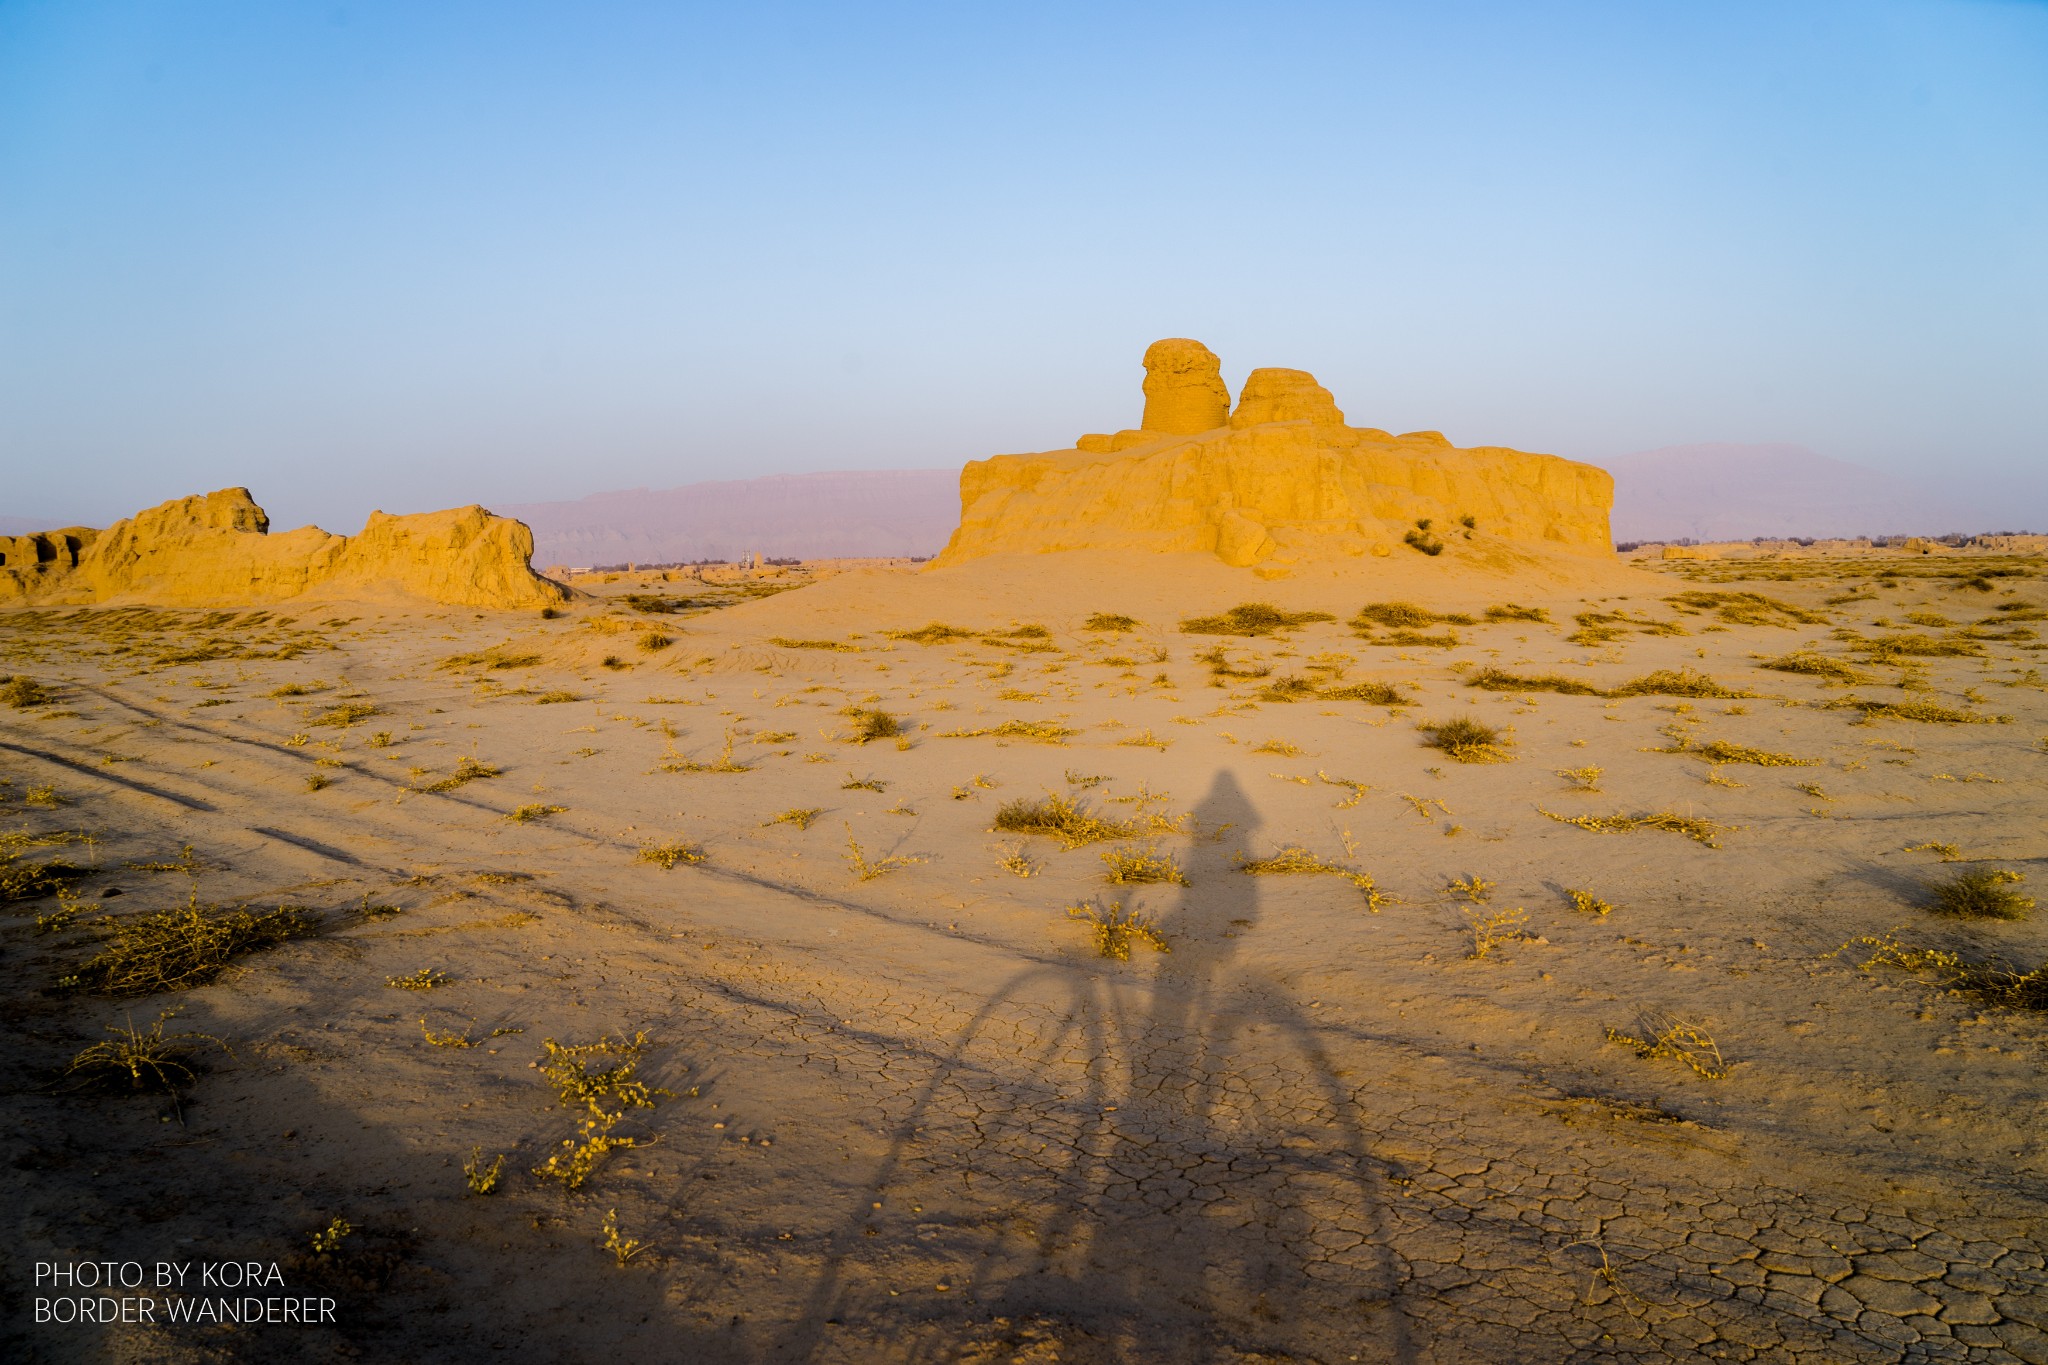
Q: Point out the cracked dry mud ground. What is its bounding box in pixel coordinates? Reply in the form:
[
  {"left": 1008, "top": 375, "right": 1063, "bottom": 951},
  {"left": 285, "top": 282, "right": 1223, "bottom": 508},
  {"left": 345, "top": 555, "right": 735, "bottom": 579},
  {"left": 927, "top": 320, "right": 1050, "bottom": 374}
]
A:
[{"left": 2, "top": 556, "right": 2046, "bottom": 1363}]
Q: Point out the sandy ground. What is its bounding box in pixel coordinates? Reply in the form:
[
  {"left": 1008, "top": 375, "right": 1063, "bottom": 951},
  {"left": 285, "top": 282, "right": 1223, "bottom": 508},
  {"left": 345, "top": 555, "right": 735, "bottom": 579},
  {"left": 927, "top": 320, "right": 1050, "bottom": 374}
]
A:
[{"left": 2, "top": 548, "right": 2045, "bottom": 1364}]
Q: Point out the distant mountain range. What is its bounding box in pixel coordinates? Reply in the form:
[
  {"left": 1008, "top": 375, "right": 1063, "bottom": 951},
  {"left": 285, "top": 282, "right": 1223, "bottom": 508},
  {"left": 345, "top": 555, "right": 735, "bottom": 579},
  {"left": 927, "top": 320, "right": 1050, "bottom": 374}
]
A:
[
  {"left": 1596, "top": 443, "right": 1985, "bottom": 543},
  {"left": 496, "top": 469, "right": 961, "bottom": 567}
]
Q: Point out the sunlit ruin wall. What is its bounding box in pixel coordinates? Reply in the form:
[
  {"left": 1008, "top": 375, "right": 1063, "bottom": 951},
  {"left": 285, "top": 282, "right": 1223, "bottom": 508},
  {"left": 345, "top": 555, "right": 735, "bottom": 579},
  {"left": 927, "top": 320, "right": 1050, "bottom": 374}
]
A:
[
  {"left": 0, "top": 488, "right": 567, "bottom": 609},
  {"left": 932, "top": 339, "right": 1614, "bottom": 571}
]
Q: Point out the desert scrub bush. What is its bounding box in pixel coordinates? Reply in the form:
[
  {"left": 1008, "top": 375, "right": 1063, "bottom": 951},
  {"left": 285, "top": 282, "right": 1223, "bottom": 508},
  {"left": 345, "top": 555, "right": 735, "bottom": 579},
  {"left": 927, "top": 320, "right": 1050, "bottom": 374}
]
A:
[
  {"left": 507, "top": 802, "right": 566, "bottom": 823},
  {"left": 657, "top": 728, "right": 754, "bottom": 773},
  {"left": 771, "top": 637, "right": 858, "bottom": 651},
  {"left": 1352, "top": 601, "right": 1475, "bottom": 629},
  {"left": 1606, "top": 669, "right": 1754, "bottom": 699},
  {"left": 600, "top": 1208, "right": 652, "bottom": 1266},
  {"left": 841, "top": 706, "right": 902, "bottom": 743},
  {"left": 1832, "top": 930, "right": 2047, "bottom": 1012},
  {"left": 1825, "top": 696, "right": 2010, "bottom": 724},
  {"left": 882, "top": 622, "right": 978, "bottom": 644},
  {"left": 63, "top": 893, "right": 317, "bottom": 995},
  {"left": 308, "top": 702, "right": 378, "bottom": 727},
  {"left": 386, "top": 968, "right": 449, "bottom": 990},
  {"left": 1067, "top": 900, "right": 1169, "bottom": 961},
  {"left": 1465, "top": 668, "right": 1600, "bottom": 696},
  {"left": 937, "top": 718, "right": 1079, "bottom": 744},
  {"left": 1179, "top": 602, "right": 1335, "bottom": 637},
  {"left": 996, "top": 844, "right": 1038, "bottom": 877},
  {"left": 637, "top": 839, "right": 707, "bottom": 869},
  {"left": 637, "top": 631, "right": 674, "bottom": 652},
  {"left": 843, "top": 827, "right": 925, "bottom": 881},
  {"left": 1235, "top": 845, "right": 1387, "bottom": 906},
  {"left": 535, "top": 689, "right": 580, "bottom": 704},
  {"left": 1758, "top": 651, "right": 1868, "bottom": 683},
  {"left": 416, "top": 756, "right": 502, "bottom": 793},
  {"left": 992, "top": 793, "right": 1143, "bottom": 848},
  {"left": 1539, "top": 808, "right": 1733, "bottom": 848},
  {"left": 1418, "top": 716, "right": 1512, "bottom": 763},
  {"left": 439, "top": 647, "right": 542, "bottom": 671},
  {"left": 2, "top": 675, "right": 54, "bottom": 707},
  {"left": 65, "top": 1009, "right": 227, "bottom": 1095},
  {"left": 1484, "top": 603, "right": 1550, "bottom": 623},
  {"left": 1321, "top": 679, "right": 1415, "bottom": 705},
  {"left": 765, "top": 807, "right": 821, "bottom": 830},
  {"left": 1369, "top": 629, "right": 1461, "bottom": 649},
  {"left": 303, "top": 772, "right": 333, "bottom": 792},
  {"left": 463, "top": 1147, "right": 505, "bottom": 1195},
  {"left": 1556, "top": 766, "right": 1603, "bottom": 792},
  {"left": 1927, "top": 868, "right": 2033, "bottom": 921},
  {"left": 540, "top": 1031, "right": 669, "bottom": 1110},
  {"left": 1, "top": 844, "right": 87, "bottom": 903},
  {"left": 1465, "top": 906, "right": 1533, "bottom": 958},
  {"left": 1257, "top": 674, "right": 1319, "bottom": 702},
  {"left": 1605, "top": 1014, "right": 1730, "bottom": 1078},
  {"left": 1565, "top": 888, "right": 1614, "bottom": 915},
  {"left": 1084, "top": 613, "right": 1140, "bottom": 631},
  {"left": 1100, "top": 847, "right": 1188, "bottom": 886},
  {"left": 1403, "top": 522, "right": 1444, "bottom": 556}
]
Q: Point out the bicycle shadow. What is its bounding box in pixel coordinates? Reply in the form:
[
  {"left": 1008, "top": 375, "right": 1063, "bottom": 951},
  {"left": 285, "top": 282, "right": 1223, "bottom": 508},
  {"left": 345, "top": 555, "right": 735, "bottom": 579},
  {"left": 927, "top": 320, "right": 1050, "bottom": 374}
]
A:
[{"left": 775, "top": 769, "right": 1416, "bottom": 1363}]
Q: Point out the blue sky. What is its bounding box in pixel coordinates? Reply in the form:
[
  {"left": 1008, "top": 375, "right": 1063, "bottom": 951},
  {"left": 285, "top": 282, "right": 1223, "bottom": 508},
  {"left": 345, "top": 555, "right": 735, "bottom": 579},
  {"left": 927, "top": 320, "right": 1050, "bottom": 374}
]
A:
[{"left": 2, "top": 0, "right": 2044, "bottom": 532}]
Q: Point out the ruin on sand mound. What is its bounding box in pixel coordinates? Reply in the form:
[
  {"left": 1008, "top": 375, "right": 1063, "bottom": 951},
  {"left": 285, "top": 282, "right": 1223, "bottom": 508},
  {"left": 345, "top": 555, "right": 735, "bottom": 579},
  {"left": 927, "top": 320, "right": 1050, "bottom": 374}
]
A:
[
  {"left": 931, "top": 338, "right": 1614, "bottom": 574},
  {"left": 0, "top": 488, "right": 567, "bottom": 609}
]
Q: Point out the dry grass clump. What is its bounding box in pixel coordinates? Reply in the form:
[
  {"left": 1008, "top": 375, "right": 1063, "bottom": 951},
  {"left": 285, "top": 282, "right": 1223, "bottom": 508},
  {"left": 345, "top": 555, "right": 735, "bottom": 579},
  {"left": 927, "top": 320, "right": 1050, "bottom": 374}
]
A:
[
  {"left": 1353, "top": 601, "right": 1476, "bottom": 629},
  {"left": 1067, "top": 900, "right": 1169, "bottom": 961},
  {"left": 843, "top": 828, "right": 926, "bottom": 881},
  {"left": 938, "top": 719, "right": 1079, "bottom": 744},
  {"left": 883, "top": 622, "right": 979, "bottom": 644},
  {"left": 1100, "top": 847, "right": 1188, "bottom": 886},
  {"left": 63, "top": 892, "right": 317, "bottom": 995},
  {"left": 1539, "top": 808, "right": 1732, "bottom": 848},
  {"left": 657, "top": 728, "right": 754, "bottom": 773},
  {"left": 1858, "top": 632, "right": 1985, "bottom": 660},
  {"left": 507, "top": 803, "right": 567, "bottom": 823},
  {"left": 1194, "top": 646, "right": 1272, "bottom": 680},
  {"left": 1684, "top": 739, "right": 1818, "bottom": 767},
  {"left": 1484, "top": 604, "right": 1550, "bottom": 623},
  {"left": 842, "top": 707, "right": 902, "bottom": 743},
  {"left": 637, "top": 840, "right": 707, "bottom": 869},
  {"left": 1928, "top": 868, "right": 2033, "bottom": 921},
  {"left": 1251, "top": 737, "right": 1303, "bottom": 756},
  {"left": 992, "top": 794, "right": 1144, "bottom": 848},
  {"left": 1320, "top": 679, "right": 1414, "bottom": 705},
  {"left": 1556, "top": 766, "right": 1603, "bottom": 792},
  {"left": 2, "top": 675, "right": 54, "bottom": 707},
  {"left": 1236, "top": 845, "right": 1388, "bottom": 907},
  {"left": 535, "top": 689, "right": 580, "bottom": 704},
  {"left": 1605, "top": 1014, "right": 1730, "bottom": 1078},
  {"left": 1607, "top": 669, "right": 1754, "bottom": 699},
  {"left": 417, "top": 756, "right": 502, "bottom": 793},
  {"left": 1, "top": 838, "right": 86, "bottom": 903},
  {"left": 1825, "top": 696, "right": 2010, "bottom": 724},
  {"left": 765, "top": 807, "right": 821, "bottom": 830},
  {"left": 1418, "top": 716, "right": 1512, "bottom": 762},
  {"left": 636, "top": 631, "right": 673, "bottom": 652},
  {"left": 1759, "top": 651, "right": 1868, "bottom": 683},
  {"left": 65, "top": 1011, "right": 228, "bottom": 1110},
  {"left": 1179, "top": 602, "right": 1335, "bottom": 637},
  {"left": 1666, "top": 590, "right": 1828, "bottom": 627},
  {"left": 1465, "top": 668, "right": 1600, "bottom": 696},
  {"left": 386, "top": 968, "right": 449, "bottom": 990},
  {"left": 771, "top": 637, "right": 858, "bottom": 652},
  {"left": 308, "top": 702, "right": 378, "bottom": 727},
  {"left": 1084, "top": 613, "right": 1140, "bottom": 632},
  {"left": 439, "top": 647, "right": 542, "bottom": 670}
]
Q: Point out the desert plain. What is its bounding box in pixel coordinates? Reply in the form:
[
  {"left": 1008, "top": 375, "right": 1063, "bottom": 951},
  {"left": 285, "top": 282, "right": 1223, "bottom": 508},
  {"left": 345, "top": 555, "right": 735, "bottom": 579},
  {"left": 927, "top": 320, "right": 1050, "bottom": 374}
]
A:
[{"left": 3, "top": 347, "right": 2046, "bottom": 1365}]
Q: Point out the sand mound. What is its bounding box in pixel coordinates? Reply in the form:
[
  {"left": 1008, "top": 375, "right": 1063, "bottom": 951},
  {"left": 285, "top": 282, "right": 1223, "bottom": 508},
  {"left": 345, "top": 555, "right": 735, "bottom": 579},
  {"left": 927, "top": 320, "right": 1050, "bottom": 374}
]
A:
[
  {"left": 934, "top": 339, "right": 1614, "bottom": 573},
  {"left": 0, "top": 487, "right": 567, "bottom": 609}
]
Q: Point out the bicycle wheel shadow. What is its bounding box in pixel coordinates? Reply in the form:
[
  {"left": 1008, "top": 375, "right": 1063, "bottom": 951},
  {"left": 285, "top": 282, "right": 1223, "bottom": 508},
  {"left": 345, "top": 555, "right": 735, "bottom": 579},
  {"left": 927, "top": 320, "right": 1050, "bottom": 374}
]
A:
[{"left": 775, "top": 769, "right": 1417, "bottom": 1363}]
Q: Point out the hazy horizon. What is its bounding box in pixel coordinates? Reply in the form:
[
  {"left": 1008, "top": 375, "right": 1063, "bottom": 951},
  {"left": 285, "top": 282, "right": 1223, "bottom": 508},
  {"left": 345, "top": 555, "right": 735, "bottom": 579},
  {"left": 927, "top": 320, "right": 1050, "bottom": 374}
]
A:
[{"left": 4, "top": 1, "right": 2044, "bottom": 533}]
